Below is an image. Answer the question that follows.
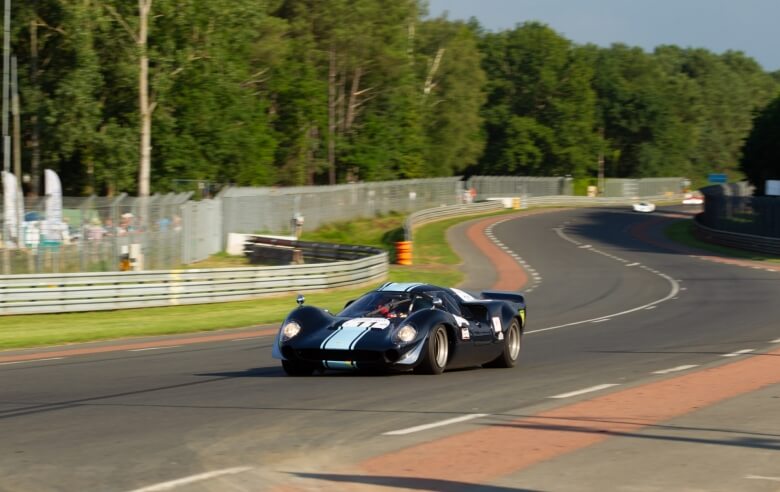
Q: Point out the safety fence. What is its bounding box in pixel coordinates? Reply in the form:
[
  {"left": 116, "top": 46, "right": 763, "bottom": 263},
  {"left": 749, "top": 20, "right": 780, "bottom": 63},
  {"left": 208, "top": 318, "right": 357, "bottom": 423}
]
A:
[
  {"left": 2, "top": 176, "right": 690, "bottom": 273},
  {"left": 699, "top": 183, "right": 780, "bottom": 239},
  {"left": 0, "top": 247, "right": 388, "bottom": 315},
  {"left": 0, "top": 193, "right": 190, "bottom": 275},
  {"left": 466, "top": 176, "right": 685, "bottom": 200},
  {"left": 220, "top": 177, "right": 463, "bottom": 238}
]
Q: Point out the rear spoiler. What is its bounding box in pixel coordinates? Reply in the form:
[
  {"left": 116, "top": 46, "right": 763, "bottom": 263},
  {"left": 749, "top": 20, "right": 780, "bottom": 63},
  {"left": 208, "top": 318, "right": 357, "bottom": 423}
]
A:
[{"left": 481, "top": 290, "right": 525, "bottom": 306}]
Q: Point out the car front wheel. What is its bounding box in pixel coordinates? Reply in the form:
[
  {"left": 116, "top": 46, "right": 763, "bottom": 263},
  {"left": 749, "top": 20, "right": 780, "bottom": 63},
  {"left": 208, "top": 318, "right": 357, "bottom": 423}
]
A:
[{"left": 414, "top": 324, "right": 449, "bottom": 375}]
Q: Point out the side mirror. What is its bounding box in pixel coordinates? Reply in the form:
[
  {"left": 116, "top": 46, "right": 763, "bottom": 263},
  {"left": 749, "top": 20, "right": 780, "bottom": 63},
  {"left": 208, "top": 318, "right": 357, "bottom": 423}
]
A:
[
  {"left": 296, "top": 294, "right": 305, "bottom": 306},
  {"left": 431, "top": 297, "right": 443, "bottom": 309}
]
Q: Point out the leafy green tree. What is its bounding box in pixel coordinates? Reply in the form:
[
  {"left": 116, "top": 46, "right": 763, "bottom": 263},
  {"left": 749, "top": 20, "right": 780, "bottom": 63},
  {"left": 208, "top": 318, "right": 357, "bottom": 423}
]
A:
[
  {"left": 413, "top": 18, "right": 486, "bottom": 177},
  {"left": 655, "top": 46, "right": 778, "bottom": 180},
  {"left": 591, "top": 44, "right": 697, "bottom": 179},
  {"left": 276, "top": 0, "right": 422, "bottom": 184},
  {"left": 478, "top": 23, "right": 598, "bottom": 177},
  {"left": 740, "top": 95, "right": 780, "bottom": 195}
]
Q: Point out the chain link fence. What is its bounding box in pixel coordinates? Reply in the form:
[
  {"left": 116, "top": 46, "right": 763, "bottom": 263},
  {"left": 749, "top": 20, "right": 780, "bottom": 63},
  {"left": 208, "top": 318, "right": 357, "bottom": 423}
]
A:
[
  {"left": 699, "top": 183, "right": 780, "bottom": 238},
  {"left": 220, "top": 177, "right": 464, "bottom": 237},
  {"left": 0, "top": 193, "right": 191, "bottom": 274},
  {"left": 2, "top": 175, "right": 695, "bottom": 273},
  {"left": 466, "top": 176, "right": 573, "bottom": 199}
]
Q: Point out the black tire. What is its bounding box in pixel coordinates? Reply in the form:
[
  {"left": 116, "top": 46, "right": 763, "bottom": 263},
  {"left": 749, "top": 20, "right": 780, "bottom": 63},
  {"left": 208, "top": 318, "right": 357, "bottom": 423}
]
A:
[
  {"left": 281, "top": 359, "right": 317, "bottom": 376},
  {"left": 484, "top": 318, "right": 522, "bottom": 368},
  {"left": 414, "top": 324, "right": 449, "bottom": 375}
]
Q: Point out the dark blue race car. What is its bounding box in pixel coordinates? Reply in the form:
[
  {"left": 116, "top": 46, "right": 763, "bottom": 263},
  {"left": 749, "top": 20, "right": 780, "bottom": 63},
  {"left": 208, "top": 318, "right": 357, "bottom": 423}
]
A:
[{"left": 272, "top": 282, "right": 527, "bottom": 376}]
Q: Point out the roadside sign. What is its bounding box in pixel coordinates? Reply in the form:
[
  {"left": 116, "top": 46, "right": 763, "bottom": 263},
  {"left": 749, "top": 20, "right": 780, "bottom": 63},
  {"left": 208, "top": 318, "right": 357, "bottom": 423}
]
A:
[
  {"left": 708, "top": 173, "right": 727, "bottom": 184},
  {"left": 766, "top": 180, "right": 780, "bottom": 196}
]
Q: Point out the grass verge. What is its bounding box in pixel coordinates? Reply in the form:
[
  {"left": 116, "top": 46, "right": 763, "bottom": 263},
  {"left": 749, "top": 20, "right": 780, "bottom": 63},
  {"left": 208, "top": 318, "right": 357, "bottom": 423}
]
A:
[{"left": 665, "top": 220, "right": 780, "bottom": 263}]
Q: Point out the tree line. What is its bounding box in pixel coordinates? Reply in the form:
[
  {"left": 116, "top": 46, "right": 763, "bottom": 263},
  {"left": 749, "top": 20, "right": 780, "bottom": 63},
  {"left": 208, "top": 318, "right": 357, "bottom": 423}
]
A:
[{"left": 8, "top": 0, "right": 780, "bottom": 196}]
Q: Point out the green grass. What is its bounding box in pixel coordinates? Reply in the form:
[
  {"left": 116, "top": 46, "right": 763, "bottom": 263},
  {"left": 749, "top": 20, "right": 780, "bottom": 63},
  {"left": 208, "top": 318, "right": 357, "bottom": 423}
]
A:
[
  {"left": 665, "top": 220, "right": 780, "bottom": 263},
  {"left": 299, "top": 213, "right": 406, "bottom": 251}
]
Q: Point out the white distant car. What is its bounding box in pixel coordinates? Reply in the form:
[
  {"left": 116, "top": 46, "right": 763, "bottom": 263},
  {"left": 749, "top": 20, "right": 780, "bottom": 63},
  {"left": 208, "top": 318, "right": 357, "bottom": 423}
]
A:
[
  {"left": 632, "top": 202, "right": 656, "bottom": 213},
  {"left": 682, "top": 194, "right": 704, "bottom": 205}
]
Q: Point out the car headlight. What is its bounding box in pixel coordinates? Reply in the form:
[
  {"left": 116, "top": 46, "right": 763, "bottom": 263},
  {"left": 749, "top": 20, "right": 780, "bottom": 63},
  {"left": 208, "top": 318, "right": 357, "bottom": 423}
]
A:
[
  {"left": 395, "top": 324, "right": 417, "bottom": 343},
  {"left": 280, "top": 320, "right": 301, "bottom": 342}
]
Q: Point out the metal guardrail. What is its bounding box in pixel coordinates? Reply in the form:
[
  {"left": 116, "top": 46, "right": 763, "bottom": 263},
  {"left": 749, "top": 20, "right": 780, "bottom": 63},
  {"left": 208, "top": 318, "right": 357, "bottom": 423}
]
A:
[
  {"left": 0, "top": 251, "right": 388, "bottom": 315},
  {"left": 404, "top": 201, "right": 504, "bottom": 240},
  {"left": 245, "top": 236, "right": 383, "bottom": 263},
  {"left": 692, "top": 217, "right": 780, "bottom": 256}
]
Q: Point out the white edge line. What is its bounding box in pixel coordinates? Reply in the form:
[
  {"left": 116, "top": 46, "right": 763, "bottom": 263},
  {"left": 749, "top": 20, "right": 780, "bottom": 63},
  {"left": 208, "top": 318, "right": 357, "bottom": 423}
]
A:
[
  {"left": 722, "top": 349, "right": 755, "bottom": 357},
  {"left": 0, "top": 357, "right": 64, "bottom": 365},
  {"left": 527, "top": 271, "right": 679, "bottom": 335},
  {"left": 549, "top": 384, "right": 619, "bottom": 399},
  {"left": 771, "top": 338, "right": 780, "bottom": 344},
  {"left": 652, "top": 364, "right": 698, "bottom": 375},
  {"left": 128, "top": 466, "right": 254, "bottom": 492},
  {"left": 129, "top": 346, "right": 182, "bottom": 352},
  {"left": 383, "top": 413, "right": 488, "bottom": 436},
  {"left": 745, "top": 475, "right": 780, "bottom": 482},
  {"left": 529, "top": 228, "right": 681, "bottom": 335}
]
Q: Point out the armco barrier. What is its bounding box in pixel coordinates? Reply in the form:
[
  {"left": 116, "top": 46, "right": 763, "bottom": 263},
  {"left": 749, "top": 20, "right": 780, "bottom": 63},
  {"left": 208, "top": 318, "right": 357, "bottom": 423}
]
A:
[
  {"left": 692, "top": 218, "right": 780, "bottom": 256},
  {"left": 404, "top": 201, "right": 505, "bottom": 240},
  {"left": 0, "top": 250, "right": 387, "bottom": 315}
]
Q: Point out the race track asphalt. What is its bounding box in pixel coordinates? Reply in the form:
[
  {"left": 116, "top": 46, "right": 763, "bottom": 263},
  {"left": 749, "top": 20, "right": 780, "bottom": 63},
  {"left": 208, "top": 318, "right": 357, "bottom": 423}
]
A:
[{"left": 1, "top": 206, "right": 778, "bottom": 492}]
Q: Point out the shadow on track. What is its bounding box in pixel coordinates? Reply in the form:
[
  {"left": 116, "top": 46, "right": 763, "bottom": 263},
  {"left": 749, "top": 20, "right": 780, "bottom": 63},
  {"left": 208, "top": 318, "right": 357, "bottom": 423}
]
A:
[
  {"left": 285, "top": 472, "right": 540, "bottom": 492},
  {"left": 487, "top": 419, "right": 780, "bottom": 451}
]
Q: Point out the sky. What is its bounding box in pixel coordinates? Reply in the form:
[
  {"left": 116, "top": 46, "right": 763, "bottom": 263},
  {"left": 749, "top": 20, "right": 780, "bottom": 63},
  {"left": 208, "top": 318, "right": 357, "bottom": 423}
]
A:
[{"left": 426, "top": 0, "right": 780, "bottom": 72}]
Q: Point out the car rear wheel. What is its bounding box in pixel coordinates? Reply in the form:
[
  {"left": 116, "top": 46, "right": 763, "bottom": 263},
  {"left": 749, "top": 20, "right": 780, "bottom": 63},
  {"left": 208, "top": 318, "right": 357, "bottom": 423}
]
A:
[
  {"left": 484, "top": 318, "right": 522, "bottom": 368},
  {"left": 414, "top": 324, "right": 449, "bottom": 375},
  {"left": 282, "top": 359, "right": 317, "bottom": 376}
]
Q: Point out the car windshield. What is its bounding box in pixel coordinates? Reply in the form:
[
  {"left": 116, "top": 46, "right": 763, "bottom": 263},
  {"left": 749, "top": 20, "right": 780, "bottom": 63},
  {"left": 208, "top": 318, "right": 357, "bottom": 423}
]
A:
[{"left": 338, "top": 291, "right": 432, "bottom": 319}]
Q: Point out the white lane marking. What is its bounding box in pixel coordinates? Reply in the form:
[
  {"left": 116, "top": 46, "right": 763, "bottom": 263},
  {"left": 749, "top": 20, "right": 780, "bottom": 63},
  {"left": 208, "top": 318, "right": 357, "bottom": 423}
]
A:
[
  {"left": 645, "top": 306, "right": 657, "bottom": 310},
  {"left": 0, "top": 357, "right": 64, "bottom": 365},
  {"left": 722, "top": 349, "right": 755, "bottom": 357},
  {"left": 771, "top": 338, "right": 780, "bottom": 343},
  {"left": 745, "top": 475, "right": 780, "bottom": 482},
  {"left": 527, "top": 228, "right": 681, "bottom": 335},
  {"left": 652, "top": 364, "right": 698, "bottom": 375},
  {"left": 230, "top": 337, "right": 259, "bottom": 342},
  {"left": 129, "top": 346, "right": 181, "bottom": 352},
  {"left": 626, "top": 262, "right": 640, "bottom": 267},
  {"left": 128, "top": 467, "right": 254, "bottom": 492},
  {"left": 383, "top": 413, "right": 488, "bottom": 436},
  {"left": 591, "top": 319, "right": 610, "bottom": 324},
  {"left": 579, "top": 244, "right": 592, "bottom": 249},
  {"left": 549, "top": 384, "right": 619, "bottom": 399}
]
